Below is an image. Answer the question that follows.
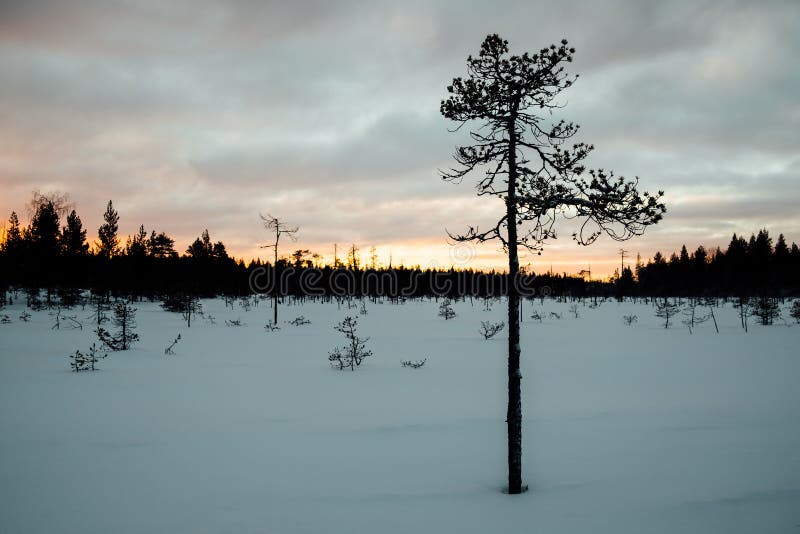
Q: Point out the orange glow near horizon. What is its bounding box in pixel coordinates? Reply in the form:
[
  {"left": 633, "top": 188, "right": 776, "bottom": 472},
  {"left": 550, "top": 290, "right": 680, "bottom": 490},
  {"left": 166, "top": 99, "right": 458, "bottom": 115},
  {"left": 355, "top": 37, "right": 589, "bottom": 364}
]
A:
[{"left": 232, "top": 238, "right": 633, "bottom": 279}]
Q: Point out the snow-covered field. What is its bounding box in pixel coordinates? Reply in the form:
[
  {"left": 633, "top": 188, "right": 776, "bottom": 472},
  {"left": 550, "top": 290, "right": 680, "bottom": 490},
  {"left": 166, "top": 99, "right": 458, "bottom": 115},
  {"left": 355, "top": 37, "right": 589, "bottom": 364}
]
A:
[{"left": 1, "top": 296, "right": 799, "bottom": 533}]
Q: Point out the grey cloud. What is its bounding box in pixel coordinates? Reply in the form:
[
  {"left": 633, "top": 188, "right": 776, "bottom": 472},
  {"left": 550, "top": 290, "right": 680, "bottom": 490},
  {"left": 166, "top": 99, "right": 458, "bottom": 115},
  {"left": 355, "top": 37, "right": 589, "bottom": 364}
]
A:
[{"left": 1, "top": 0, "right": 799, "bottom": 273}]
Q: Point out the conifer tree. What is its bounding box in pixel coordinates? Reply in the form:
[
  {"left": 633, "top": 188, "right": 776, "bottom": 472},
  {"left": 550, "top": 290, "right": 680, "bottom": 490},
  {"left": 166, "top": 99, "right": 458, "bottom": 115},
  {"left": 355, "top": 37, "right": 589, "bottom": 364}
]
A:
[
  {"left": 97, "top": 200, "right": 119, "bottom": 258},
  {"left": 60, "top": 210, "right": 89, "bottom": 256},
  {"left": 2, "top": 212, "right": 23, "bottom": 256},
  {"left": 440, "top": 34, "right": 665, "bottom": 493},
  {"left": 29, "top": 201, "right": 61, "bottom": 259}
]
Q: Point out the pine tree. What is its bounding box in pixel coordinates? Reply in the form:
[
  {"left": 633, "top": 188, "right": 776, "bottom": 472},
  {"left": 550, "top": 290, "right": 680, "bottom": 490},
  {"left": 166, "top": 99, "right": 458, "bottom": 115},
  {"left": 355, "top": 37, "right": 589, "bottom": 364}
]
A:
[
  {"left": 97, "top": 301, "right": 139, "bottom": 350},
  {"left": 752, "top": 296, "right": 780, "bottom": 326},
  {"left": 790, "top": 300, "right": 800, "bottom": 324},
  {"left": 60, "top": 210, "right": 89, "bottom": 256},
  {"left": 186, "top": 229, "right": 212, "bottom": 259},
  {"left": 29, "top": 201, "right": 61, "bottom": 259},
  {"left": 125, "top": 224, "right": 148, "bottom": 257},
  {"left": 440, "top": 34, "right": 664, "bottom": 494},
  {"left": 97, "top": 200, "right": 119, "bottom": 258},
  {"left": 1, "top": 212, "right": 23, "bottom": 256},
  {"left": 655, "top": 298, "right": 680, "bottom": 328},
  {"left": 147, "top": 231, "right": 177, "bottom": 258}
]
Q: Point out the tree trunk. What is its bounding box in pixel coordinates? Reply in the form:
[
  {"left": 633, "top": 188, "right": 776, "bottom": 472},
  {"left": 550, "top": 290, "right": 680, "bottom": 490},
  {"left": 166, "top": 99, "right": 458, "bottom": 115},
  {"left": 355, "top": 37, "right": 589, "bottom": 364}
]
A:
[
  {"left": 506, "top": 113, "right": 524, "bottom": 494},
  {"left": 274, "top": 233, "right": 279, "bottom": 325}
]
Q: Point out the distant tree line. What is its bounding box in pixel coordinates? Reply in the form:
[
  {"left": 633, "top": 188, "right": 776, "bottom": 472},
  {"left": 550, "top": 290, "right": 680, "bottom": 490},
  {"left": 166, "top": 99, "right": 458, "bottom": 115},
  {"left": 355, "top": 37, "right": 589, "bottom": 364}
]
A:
[
  {"left": 0, "top": 196, "right": 797, "bottom": 302},
  {"left": 634, "top": 229, "right": 799, "bottom": 298}
]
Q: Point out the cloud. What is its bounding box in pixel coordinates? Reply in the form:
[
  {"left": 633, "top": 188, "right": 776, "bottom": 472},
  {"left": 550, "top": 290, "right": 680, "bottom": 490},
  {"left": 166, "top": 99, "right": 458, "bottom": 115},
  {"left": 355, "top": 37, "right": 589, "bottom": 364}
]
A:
[{"left": 1, "top": 0, "right": 798, "bottom": 275}]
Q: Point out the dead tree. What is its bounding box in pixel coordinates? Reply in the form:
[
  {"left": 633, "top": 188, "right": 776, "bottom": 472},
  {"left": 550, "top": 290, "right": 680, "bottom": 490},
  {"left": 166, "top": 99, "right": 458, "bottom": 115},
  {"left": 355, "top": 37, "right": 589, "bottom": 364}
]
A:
[
  {"left": 733, "top": 296, "right": 752, "bottom": 332},
  {"left": 259, "top": 214, "right": 298, "bottom": 325},
  {"left": 440, "top": 34, "right": 665, "bottom": 494}
]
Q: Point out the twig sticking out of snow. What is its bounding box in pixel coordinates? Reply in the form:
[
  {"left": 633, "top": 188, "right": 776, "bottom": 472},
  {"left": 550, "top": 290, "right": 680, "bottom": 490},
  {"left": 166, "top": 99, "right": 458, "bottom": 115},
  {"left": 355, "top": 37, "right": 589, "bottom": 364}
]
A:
[
  {"left": 164, "top": 334, "right": 181, "bottom": 355},
  {"left": 401, "top": 358, "right": 427, "bottom": 369},
  {"left": 287, "top": 315, "right": 310, "bottom": 326}
]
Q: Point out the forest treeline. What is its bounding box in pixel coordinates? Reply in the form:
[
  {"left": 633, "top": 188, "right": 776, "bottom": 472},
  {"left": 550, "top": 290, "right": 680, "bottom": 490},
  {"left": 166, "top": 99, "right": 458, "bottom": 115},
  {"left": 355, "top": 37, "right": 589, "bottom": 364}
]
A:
[{"left": 0, "top": 196, "right": 798, "bottom": 302}]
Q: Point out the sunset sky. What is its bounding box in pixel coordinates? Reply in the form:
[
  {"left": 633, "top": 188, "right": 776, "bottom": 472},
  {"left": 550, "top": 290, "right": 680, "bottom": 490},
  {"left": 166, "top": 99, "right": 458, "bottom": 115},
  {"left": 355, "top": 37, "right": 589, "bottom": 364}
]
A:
[{"left": 1, "top": 0, "right": 798, "bottom": 277}]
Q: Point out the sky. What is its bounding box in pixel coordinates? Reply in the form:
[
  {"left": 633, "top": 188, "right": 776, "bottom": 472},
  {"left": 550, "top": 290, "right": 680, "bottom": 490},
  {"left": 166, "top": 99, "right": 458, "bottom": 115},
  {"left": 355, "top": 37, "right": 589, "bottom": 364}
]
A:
[{"left": 1, "top": 0, "right": 798, "bottom": 277}]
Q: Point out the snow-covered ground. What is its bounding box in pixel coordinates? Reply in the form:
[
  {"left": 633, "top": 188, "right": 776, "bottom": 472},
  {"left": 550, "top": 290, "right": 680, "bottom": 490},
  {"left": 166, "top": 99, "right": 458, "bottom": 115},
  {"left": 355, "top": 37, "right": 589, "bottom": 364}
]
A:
[{"left": 1, "top": 296, "right": 798, "bottom": 533}]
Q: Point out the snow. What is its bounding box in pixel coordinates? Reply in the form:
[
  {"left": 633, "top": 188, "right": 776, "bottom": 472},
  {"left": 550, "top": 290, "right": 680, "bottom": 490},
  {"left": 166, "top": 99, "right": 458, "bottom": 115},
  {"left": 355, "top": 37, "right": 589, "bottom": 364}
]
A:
[{"left": 1, "top": 296, "right": 799, "bottom": 533}]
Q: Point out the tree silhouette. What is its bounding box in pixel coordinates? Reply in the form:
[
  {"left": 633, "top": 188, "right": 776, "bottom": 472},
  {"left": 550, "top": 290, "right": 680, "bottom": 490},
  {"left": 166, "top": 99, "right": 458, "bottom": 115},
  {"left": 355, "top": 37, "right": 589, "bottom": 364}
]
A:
[
  {"left": 147, "top": 231, "right": 177, "bottom": 258},
  {"left": 60, "top": 210, "right": 88, "bottom": 256},
  {"left": 29, "top": 201, "right": 61, "bottom": 259},
  {"left": 440, "top": 34, "right": 665, "bottom": 494},
  {"left": 125, "top": 224, "right": 149, "bottom": 258},
  {"left": 2, "top": 212, "right": 23, "bottom": 256},
  {"left": 259, "top": 214, "right": 298, "bottom": 324},
  {"left": 97, "top": 200, "right": 119, "bottom": 258}
]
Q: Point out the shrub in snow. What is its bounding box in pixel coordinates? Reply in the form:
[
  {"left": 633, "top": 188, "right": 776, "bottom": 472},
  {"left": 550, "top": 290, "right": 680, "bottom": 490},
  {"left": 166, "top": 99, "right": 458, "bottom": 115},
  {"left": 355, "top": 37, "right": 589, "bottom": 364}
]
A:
[
  {"left": 0, "top": 314, "right": 10, "bottom": 324},
  {"left": 529, "top": 310, "right": 543, "bottom": 322},
  {"left": 401, "top": 358, "right": 427, "bottom": 369},
  {"left": 654, "top": 298, "right": 680, "bottom": 329},
  {"left": 89, "top": 295, "right": 110, "bottom": 327},
  {"left": 681, "top": 302, "right": 710, "bottom": 334},
  {"left": 790, "top": 301, "right": 800, "bottom": 324},
  {"left": 69, "top": 343, "right": 107, "bottom": 372},
  {"left": 359, "top": 301, "right": 368, "bottom": 315},
  {"left": 97, "top": 301, "right": 139, "bottom": 351},
  {"left": 752, "top": 296, "right": 781, "bottom": 326},
  {"left": 164, "top": 334, "right": 181, "bottom": 355},
  {"left": 225, "top": 318, "right": 244, "bottom": 327},
  {"left": 26, "top": 290, "right": 44, "bottom": 311},
  {"left": 50, "top": 308, "right": 82, "bottom": 330},
  {"left": 287, "top": 315, "right": 310, "bottom": 326},
  {"left": 328, "top": 316, "right": 372, "bottom": 371},
  {"left": 161, "top": 294, "right": 202, "bottom": 328},
  {"left": 568, "top": 304, "right": 580, "bottom": 318},
  {"left": 479, "top": 320, "right": 505, "bottom": 340},
  {"left": 19, "top": 310, "right": 31, "bottom": 322},
  {"left": 549, "top": 311, "right": 562, "bottom": 320},
  {"left": 438, "top": 299, "right": 456, "bottom": 320},
  {"left": 264, "top": 320, "right": 280, "bottom": 332},
  {"left": 622, "top": 314, "right": 638, "bottom": 326},
  {"left": 733, "top": 296, "right": 752, "bottom": 332}
]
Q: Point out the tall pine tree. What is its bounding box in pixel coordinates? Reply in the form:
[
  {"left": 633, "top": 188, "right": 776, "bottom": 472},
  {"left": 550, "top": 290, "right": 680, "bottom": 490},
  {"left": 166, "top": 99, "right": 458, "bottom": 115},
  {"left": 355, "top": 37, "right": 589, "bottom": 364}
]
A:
[
  {"left": 60, "top": 210, "right": 89, "bottom": 256},
  {"left": 97, "top": 200, "right": 119, "bottom": 258}
]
